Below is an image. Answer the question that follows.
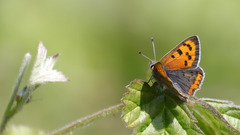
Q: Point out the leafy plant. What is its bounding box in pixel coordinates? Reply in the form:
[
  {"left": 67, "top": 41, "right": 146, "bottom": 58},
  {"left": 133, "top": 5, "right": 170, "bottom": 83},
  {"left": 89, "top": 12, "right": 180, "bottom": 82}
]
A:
[
  {"left": 1, "top": 44, "right": 240, "bottom": 135},
  {"left": 122, "top": 79, "right": 240, "bottom": 135}
]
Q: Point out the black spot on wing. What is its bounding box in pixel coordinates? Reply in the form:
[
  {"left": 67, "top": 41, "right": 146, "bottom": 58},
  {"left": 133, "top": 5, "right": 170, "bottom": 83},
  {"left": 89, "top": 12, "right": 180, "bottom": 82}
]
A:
[
  {"left": 177, "top": 49, "right": 183, "bottom": 55},
  {"left": 186, "top": 44, "right": 192, "bottom": 51},
  {"left": 184, "top": 60, "right": 188, "bottom": 66},
  {"left": 171, "top": 55, "right": 175, "bottom": 58}
]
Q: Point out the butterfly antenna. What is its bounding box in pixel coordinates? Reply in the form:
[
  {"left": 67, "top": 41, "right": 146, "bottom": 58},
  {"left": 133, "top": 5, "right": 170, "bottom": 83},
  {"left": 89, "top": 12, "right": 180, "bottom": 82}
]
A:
[
  {"left": 138, "top": 51, "right": 153, "bottom": 62},
  {"left": 151, "top": 37, "right": 156, "bottom": 61}
]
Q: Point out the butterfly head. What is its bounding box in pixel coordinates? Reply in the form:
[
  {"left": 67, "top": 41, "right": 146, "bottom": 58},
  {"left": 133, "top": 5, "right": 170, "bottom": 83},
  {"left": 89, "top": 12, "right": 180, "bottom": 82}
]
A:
[{"left": 149, "top": 61, "right": 158, "bottom": 70}]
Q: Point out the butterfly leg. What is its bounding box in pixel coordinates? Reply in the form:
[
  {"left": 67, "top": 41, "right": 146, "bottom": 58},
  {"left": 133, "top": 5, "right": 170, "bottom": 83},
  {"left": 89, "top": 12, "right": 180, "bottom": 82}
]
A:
[{"left": 147, "top": 75, "right": 153, "bottom": 84}]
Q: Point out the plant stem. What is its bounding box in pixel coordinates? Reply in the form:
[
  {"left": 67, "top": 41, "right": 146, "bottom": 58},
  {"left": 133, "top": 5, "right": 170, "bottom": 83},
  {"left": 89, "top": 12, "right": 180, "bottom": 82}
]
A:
[
  {"left": 50, "top": 103, "right": 124, "bottom": 135},
  {"left": 0, "top": 54, "right": 31, "bottom": 134}
]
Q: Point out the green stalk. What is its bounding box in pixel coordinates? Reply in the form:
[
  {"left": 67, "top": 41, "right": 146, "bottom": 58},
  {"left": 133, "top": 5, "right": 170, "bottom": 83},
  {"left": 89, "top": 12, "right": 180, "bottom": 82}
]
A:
[
  {"left": 0, "top": 54, "right": 31, "bottom": 134},
  {"left": 50, "top": 103, "right": 124, "bottom": 135}
]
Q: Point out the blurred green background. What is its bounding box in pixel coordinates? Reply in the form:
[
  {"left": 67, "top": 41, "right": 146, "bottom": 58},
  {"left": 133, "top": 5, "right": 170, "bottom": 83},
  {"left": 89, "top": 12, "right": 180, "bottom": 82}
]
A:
[{"left": 1, "top": 0, "right": 240, "bottom": 134}]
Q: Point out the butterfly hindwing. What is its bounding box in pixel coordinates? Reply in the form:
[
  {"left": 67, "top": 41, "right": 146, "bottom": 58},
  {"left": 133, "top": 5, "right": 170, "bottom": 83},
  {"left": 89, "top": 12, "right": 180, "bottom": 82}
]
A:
[
  {"left": 166, "top": 67, "right": 205, "bottom": 96},
  {"left": 160, "top": 36, "right": 200, "bottom": 70}
]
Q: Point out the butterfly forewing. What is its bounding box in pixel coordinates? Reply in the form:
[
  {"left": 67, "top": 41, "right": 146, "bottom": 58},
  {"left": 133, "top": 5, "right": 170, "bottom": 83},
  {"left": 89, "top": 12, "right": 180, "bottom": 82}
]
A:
[{"left": 160, "top": 36, "right": 200, "bottom": 70}]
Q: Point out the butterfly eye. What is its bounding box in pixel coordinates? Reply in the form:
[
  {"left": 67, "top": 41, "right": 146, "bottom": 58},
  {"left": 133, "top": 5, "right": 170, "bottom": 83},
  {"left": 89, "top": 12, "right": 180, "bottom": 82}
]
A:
[{"left": 150, "top": 64, "right": 154, "bottom": 69}]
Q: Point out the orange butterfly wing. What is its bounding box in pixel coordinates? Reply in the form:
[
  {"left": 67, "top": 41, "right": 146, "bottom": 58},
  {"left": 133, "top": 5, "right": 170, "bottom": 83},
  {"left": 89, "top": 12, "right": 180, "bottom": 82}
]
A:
[{"left": 160, "top": 36, "right": 200, "bottom": 70}]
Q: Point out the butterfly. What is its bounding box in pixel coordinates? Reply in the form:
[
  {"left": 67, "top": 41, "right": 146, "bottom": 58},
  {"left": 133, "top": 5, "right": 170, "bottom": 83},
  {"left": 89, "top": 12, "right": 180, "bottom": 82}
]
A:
[{"left": 139, "top": 36, "right": 205, "bottom": 99}]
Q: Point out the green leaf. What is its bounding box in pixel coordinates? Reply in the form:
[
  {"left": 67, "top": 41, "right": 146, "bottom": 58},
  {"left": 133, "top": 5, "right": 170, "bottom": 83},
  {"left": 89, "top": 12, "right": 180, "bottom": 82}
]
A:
[
  {"left": 202, "top": 98, "right": 240, "bottom": 131},
  {"left": 122, "top": 79, "right": 240, "bottom": 135},
  {"left": 122, "top": 79, "right": 203, "bottom": 135},
  {"left": 186, "top": 98, "right": 240, "bottom": 134}
]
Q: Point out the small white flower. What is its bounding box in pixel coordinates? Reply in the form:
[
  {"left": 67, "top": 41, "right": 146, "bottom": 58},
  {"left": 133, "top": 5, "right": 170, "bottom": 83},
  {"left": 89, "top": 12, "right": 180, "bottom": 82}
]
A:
[{"left": 29, "top": 41, "right": 68, "bottom": 86}]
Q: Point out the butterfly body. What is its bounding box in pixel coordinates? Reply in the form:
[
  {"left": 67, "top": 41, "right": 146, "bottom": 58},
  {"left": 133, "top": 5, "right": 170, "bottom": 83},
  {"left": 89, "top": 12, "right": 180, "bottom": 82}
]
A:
[{"left": 149, "top": 36, "right": 205, "bottom": 99}]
